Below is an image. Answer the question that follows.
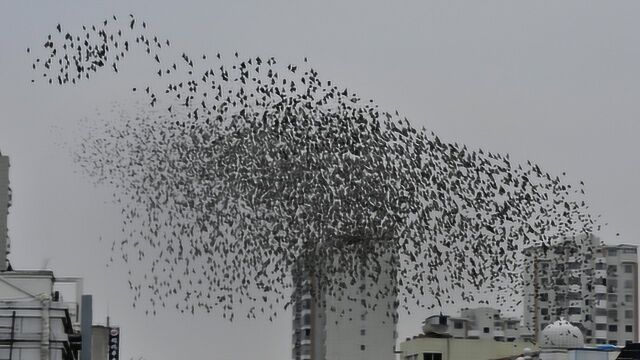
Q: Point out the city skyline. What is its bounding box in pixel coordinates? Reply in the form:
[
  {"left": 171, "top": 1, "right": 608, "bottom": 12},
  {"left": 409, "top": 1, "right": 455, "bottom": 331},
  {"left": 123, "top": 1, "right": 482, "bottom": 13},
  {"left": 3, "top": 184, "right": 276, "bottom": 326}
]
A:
[{"left": 3, "top": 1, "right": 640, "bottom": 360}]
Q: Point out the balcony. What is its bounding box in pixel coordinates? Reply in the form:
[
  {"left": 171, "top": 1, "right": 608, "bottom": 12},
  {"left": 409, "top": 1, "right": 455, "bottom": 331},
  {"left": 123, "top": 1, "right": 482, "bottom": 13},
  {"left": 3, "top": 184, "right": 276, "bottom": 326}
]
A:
[
  {"left": 594, "top": 285, "right": 607, "bottom": 293},
  {"left": 569, "top": 285, "right": 582, "bottom": 293},
  {"left": 569, "top": 300, "right": 583, "bottom": 308},
  {"left": 569, "top": 314, "right": 582, "bottom": 322},
  {"left": 595, "top": 316, "right": 608, "bottom": 324},
  {"left": 595, "top": 330, "right": 607, "bottom": 339},
  {"left": 595, "top": 270, "right": 607, "bottom": 278}
]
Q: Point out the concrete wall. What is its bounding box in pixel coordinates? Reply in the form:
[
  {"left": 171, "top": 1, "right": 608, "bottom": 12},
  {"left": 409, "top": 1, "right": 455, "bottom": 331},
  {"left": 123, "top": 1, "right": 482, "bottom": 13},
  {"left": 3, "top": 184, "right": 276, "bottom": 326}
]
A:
[
  {"left": 567, "top": 349, "right": 620, "bottom": 360},
  {"left": 91, "top": 326, "right": 109, "bottom": 360},
  {"left": 0, "top": 301, "right": 74, "bottom": 360},
  {"left": 400, "top": 337, "right": 537, "bottom": 360},
  {"left": 0, "top": 271, "right": 54, "bottom": 300}
]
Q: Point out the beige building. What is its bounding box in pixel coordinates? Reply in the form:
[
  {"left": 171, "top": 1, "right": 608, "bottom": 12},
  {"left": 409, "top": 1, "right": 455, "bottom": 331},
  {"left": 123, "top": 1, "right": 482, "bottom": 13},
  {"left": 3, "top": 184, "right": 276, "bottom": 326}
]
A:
[
  {"left": 523, "top": 234, "right": 638, "bottom": 346},
  {"left": 400, "top": 336, "right": 536, "bottom": 360}
]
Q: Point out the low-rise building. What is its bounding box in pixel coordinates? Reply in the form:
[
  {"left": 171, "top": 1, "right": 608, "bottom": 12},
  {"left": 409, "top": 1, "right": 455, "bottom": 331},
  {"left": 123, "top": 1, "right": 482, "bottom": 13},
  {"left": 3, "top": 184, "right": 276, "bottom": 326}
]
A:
[
  {"left": 422, "top": 307, "right": 528, "bottom": 342},
  {"left": 402, "top": 307, "right": 537, "bottom": 360},
  {"left": 401, "top": 336, "right": 536, "bottom": 360},
  {"left": 0, "top": 270, "right": 82, "bottom": 360}
]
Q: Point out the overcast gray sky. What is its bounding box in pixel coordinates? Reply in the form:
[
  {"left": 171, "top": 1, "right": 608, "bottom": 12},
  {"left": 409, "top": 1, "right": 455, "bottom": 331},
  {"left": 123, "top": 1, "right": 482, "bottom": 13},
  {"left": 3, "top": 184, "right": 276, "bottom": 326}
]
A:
[{"left": 2, "top": 1, "right": 640, "bottom": 359}]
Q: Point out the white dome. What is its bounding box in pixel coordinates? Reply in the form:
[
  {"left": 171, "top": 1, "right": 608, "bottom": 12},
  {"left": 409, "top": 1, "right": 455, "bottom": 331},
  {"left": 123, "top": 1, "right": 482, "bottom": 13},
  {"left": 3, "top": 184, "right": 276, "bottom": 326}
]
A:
[{"left": 539, "top": 318, "right": 584, "bottom": 349}]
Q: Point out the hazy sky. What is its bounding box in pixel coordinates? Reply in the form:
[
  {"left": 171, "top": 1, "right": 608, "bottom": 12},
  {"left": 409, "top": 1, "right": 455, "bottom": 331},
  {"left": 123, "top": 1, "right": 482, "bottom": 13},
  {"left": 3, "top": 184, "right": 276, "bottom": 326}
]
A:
[{"left": 2, "top": 1, "right": 640, "bottom": 359}]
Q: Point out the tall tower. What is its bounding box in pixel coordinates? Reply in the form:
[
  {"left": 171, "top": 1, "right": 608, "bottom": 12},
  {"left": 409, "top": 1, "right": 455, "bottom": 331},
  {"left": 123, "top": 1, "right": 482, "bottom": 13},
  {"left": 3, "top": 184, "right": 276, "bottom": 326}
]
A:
[
  {"left": 291, "top": 244, "right": 398, "bottom": 360},
  {"left": 0, "top": 152, "right": 10, "bottom": 271}
]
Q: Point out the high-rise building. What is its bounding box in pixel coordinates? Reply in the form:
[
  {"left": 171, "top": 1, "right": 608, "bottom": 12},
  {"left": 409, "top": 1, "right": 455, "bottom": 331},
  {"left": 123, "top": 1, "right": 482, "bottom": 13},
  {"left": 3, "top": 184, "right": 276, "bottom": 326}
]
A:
[
  {"left": 291, "top": 245, "right": 398, "bottom": 360},
  {"left": 523, "top": 234, "right": 638, "bottom": 346},
  {"left": 0, "top": 152, "right": 10, "bottom": 271}
]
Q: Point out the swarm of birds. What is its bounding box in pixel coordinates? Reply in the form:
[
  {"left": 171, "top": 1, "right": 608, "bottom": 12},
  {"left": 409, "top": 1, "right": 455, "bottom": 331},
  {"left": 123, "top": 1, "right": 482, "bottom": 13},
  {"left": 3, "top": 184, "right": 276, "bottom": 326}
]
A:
[{"left": 30, "top": 15, "right": 601, "bottom": 321}]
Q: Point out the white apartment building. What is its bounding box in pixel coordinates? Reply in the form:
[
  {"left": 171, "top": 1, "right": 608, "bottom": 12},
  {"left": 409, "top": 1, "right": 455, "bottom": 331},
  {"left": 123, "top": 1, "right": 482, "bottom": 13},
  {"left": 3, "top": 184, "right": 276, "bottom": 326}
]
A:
[
  {"left": 421, "top": 307, "right": 524, "bottom": 342},
  {"left": 523, "top": 234, "right": 638, "bottom": 346},
  {"left": 0, "top": 270, "right": 83, "bottom": 360},
  {"left": 291, "top": 246, "right": 398, "bottom": 360}
]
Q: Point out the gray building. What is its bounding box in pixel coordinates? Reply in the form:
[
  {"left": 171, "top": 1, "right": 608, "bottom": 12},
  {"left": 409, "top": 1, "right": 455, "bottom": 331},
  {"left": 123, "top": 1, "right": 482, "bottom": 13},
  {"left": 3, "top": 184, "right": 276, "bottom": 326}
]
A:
[
  {"left": 0, "top": 153, "right": 10, "bottom": 271},
  {"left": 523, "top": 234, "right": 638, "bottom": 346}
]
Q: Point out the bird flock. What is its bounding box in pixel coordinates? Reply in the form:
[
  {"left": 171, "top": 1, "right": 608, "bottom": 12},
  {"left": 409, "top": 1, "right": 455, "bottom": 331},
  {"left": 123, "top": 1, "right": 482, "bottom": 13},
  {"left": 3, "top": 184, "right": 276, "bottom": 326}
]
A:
[{"left": 29, "top": 15, "right": 601, "bottom": 321}]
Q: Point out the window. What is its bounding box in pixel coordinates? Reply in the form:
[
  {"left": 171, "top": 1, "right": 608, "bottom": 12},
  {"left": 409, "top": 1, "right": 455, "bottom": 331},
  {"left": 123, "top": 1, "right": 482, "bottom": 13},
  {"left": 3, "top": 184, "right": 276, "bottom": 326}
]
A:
[
  {"left": 568, "top": 307, "right": 581, "bottom": 315},
  {"left": 608, "top": 249, "right": 618, "bottom": 256},
  {"left": 302, "top": 299, "right": 311, "bottom": 309},
  {"left": 609, "top": 265, "right": 618, "bottom": 274},
  {"left": 624, "top": 264, "right": 634, "bottom": 273},
  {"left": 453, "top": 321, "right": 463, "bottom": 329},
  {"left": 568, "top": 261, "right": 581, "bottom": 270},
  {"left": 626, "top": 325, "right": 633, "bottom": 332},
  {"left": 625, "top": 280, "right": 634, "bottom": 289},
  {"left": 360, "top": 329, "right": 365, "bottom": 336},
  {"left": 422, "top": 354, "right": 442, "bottom": 360},
  {"left": 625, "top": 310, "right": 633, "bottom": 319},
  {"left": 609, "top": 325, "right": 618, "bottom": 332},
  {"left": 625, "top": 294, "right": 633, "bottom": 302},
  {"left": 539, "top": 293, "right": 548, "bottom": 302},
  {"left": 360, "top": 345, "right": 365, "bottom": 351},
  {"left": 609, "top": 294, "right": 618, "bottom": 302},
  {"left": 568, "top": 292, "right": 581, "bottom": 300},
  {"left": 483, "top": 327, "right": 490, "bottom": 334},
  {"left": 596, "top": 324, "right": 606, "bottom": 330},
  {"left": 568, "top": 277, "right": 581, "bottom": 285}
]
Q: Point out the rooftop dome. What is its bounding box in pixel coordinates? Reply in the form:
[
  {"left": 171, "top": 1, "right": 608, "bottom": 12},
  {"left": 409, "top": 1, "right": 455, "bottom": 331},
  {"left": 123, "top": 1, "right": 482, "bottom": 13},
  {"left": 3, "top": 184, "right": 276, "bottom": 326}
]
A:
[{"left": 539, "top": 318, "right": 584, "bottom": 349}]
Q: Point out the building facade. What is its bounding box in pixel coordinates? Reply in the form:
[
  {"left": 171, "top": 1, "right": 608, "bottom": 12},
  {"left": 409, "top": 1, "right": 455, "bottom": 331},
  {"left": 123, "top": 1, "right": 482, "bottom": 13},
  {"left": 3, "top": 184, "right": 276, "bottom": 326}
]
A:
[
  {"left": 523, "top": 234, "right": 638, "bottom": 346},
  {"left": 422, "top": 307, "right": 525, "bottom": 342},
  {"left": 0, "top": 270, "right": 83, "bottom": 360},
  {"left": 400, "top": 336, "right": 536, "bottom": 360},
  {"left": 291, "top": 246, "right": 398, "bottom": 360},
  {"left": 0, "top": 153, "right": 10, "bottom": 271}
]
